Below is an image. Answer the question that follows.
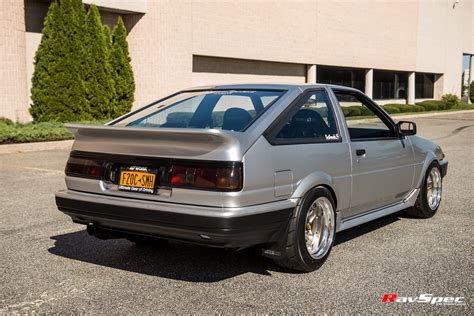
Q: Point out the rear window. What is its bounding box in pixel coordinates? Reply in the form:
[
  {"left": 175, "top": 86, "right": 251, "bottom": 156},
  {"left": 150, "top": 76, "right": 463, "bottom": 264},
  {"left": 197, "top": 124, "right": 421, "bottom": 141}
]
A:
[{"left": 123, "top": 90, "right": 285, "bottom": 132}]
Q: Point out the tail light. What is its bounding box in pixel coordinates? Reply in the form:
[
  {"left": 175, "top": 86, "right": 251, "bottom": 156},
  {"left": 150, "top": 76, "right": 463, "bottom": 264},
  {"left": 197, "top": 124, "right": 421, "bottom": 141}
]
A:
[
  {"left": 169, "top": 163, "right": 242, "bottom": 191},
  {"left": 65, "top": 156, "right": 105, "bottom": 179},
  {"left": 65, "top": 152, "right": 242, "bottom": 191}
]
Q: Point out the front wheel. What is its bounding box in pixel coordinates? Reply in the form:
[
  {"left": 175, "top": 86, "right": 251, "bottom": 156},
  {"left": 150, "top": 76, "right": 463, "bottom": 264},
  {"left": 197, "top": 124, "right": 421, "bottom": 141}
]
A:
[
  {"left": 405, "top": 162, "right": 443, "bottom": 218},
  {"left": 274, "top": 187, "right": 336, "bottom": 272}
]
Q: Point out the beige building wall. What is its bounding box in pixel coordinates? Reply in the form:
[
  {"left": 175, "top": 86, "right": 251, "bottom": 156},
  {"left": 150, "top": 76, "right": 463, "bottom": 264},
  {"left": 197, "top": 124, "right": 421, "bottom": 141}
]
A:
[
  {"left": 191, "top": 1, "right": 420, "bottom": 71},
  {"left": 193, "top": 1, "right": 318, "bottom": 64},
  {"left": 124, "top": 0, "right": 193, "bottom": 107},
  {"left": 1, "top": 0, "right": 473, "bottom": 121},
  {"left": 315, "top": 0, "right": 419, "bottom": 71},
  {"left": 83, "top": 0, "right": 147, "bottom": 13},
  {"left": 192, "top": 56, "right": 306, "bottom": 86},
  {"left": 416, "top": 0, "right": 473, "bottom": 96},
  {"left": 129, "top": 0, "right": 472, "bottom": 104},
  {"left": 24, "top": 0, "right": 51, "bottom": 122},
  {"left": 1, "top": 0, "right": 29, "bottom": 122}
]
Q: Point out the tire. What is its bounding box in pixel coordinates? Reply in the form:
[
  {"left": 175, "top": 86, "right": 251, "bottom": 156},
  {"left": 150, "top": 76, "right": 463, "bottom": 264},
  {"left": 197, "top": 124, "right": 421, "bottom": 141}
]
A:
[
  {"left": 405, "top": 161, "right": 442, "bottom": 218},
  {"left": 274, "top": 187, "right": 337, "bottom": 272}
]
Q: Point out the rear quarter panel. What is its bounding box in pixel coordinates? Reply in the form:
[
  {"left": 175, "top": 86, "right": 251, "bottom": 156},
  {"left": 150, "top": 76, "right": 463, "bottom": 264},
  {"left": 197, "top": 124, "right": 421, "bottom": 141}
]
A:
[{"left": 231, "top": 136, "right": 352, "bottom": 211}]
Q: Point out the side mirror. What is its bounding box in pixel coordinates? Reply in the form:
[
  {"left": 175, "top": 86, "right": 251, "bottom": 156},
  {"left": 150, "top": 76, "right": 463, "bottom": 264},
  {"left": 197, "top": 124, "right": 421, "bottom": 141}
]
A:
[{"left": 397, "top": 120, "right": 417, "bottom": 136}]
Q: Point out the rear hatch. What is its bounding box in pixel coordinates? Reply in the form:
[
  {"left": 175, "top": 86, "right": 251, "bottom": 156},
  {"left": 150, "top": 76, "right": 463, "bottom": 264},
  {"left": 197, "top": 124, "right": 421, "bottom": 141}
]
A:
[{"left": 64, "top": 124, "right": 246, "bottom": 206}]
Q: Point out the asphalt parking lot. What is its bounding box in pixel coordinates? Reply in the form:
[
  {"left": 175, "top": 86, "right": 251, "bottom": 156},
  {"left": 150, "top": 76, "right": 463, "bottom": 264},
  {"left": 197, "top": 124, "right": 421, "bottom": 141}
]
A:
[{"left": 1, "top": 112, "right": 473, "bottom": 314}]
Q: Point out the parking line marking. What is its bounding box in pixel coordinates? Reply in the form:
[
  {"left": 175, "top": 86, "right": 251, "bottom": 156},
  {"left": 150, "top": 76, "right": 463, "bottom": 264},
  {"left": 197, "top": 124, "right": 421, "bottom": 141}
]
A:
[{"left": 22, "top": 167, "right": 63, "bottom": 174}]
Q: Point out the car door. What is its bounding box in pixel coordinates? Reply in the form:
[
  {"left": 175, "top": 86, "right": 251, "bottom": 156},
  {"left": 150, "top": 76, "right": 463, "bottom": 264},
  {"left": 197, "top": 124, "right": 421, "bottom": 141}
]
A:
[{"left": 331, "top": 89, "right": 415, "bottom": 218}]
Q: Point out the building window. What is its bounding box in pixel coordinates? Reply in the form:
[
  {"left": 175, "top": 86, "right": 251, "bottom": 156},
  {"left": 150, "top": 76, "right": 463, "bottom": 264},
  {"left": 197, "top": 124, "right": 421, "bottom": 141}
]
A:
[
  {"left": 373, "top": 70, "right": 408, "bottom": 100},
  {"left": 317, "top": 66, "right": 365, "bottom": 91},
  {"left": 415, "top": 73, "right": 435, "bottom": 99}
]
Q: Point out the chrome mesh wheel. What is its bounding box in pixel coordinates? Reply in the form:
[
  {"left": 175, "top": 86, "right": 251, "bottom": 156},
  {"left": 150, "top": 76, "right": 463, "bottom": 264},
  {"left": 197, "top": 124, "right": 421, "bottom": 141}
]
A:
[
  {"left": 426, "top": 167, "right": 442, "bottom": 210},
  {"left": 304, "top": 196, "right": 335, "bottom": 259}
]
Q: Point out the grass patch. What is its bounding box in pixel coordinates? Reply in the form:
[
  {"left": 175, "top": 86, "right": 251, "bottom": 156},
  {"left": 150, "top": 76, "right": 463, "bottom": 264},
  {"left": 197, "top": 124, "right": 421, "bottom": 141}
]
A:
[
  {"left": 339, "top": 103, "right": 474, "bottom": 121},
  {"left": 450, "top": 102, "right": 474, "bottom": 110},
  {"left": 0, "top": 119, "right": 105, "bottom": 144},
  {"left": 345, "top": 102, "right": 474, "bottom": 120}
]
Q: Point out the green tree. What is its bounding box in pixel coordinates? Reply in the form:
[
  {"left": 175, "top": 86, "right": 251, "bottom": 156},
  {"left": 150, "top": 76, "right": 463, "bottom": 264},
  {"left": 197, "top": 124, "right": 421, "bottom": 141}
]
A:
[
  {"left": 110, "top": 17, "right": 135, "bottom": 117},
  {"left": 103, "top": 24, "right": 112, "bottom": 54},
  {"left": 84, "top": 5, "right": 116, "bottom": 120},
  {"left": 470, "top": 81, "right": 474, "bottom": 103},
  {"left": 30, "top": 0, "right": 90, "bottom": 122}
]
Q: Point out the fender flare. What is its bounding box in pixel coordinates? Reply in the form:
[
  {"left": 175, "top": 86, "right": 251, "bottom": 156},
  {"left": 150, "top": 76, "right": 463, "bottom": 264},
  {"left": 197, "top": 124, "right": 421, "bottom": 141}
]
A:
[
  {"left": 416, "top": 153, "right": 439, "bottom": 188},
  {"left": 291, "top": 171, "right": 337, "bottom": 207}
]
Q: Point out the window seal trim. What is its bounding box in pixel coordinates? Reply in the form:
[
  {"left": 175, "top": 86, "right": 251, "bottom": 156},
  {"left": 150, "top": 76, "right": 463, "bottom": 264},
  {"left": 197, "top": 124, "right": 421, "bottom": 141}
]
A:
[
  {"left": 331, "top": 88, "right": 400, "bottom": 141},
  {"left": 263, "top": 88, "right": 342, "bottom": 146},
  {"left": 351, "top": 137, "right": 401, "bottom": 142}
]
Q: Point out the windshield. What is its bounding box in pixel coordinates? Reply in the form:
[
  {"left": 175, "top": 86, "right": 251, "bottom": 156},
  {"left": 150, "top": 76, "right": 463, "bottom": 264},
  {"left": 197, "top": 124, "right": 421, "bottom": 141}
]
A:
[{"left": 123, "top": 90, "right": 285, "bottom": 132}]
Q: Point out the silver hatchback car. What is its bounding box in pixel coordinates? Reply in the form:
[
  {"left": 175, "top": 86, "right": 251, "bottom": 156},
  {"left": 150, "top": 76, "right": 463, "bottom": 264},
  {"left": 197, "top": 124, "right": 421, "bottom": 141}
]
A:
[{"left": 56, "top": 84, "right": 448, "bottom": 271}]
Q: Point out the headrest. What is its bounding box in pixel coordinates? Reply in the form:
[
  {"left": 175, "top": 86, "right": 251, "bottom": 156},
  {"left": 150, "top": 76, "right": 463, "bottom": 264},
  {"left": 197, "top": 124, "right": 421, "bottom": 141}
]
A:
[{"left": 222, "top": 108, "right": 252, "bottom": 131}]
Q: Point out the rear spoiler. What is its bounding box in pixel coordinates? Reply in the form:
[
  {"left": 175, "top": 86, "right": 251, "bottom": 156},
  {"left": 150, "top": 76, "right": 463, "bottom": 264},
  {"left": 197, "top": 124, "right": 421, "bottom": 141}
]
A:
[{"left": 65, "top": 124, "right": 245, "bottom": 161}]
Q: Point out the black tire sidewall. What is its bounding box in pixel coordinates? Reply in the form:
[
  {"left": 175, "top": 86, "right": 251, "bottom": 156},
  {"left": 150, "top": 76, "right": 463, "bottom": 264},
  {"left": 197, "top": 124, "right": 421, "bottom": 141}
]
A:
[{"left": 294, "top": 187, "right": 337, "bottom": 270}]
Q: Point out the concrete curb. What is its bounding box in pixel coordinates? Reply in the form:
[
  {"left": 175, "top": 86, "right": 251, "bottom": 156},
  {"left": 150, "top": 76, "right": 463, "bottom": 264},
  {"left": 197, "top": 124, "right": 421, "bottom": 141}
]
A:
[
  {"left": 0, "top": 140, "right": 73, "bottom": 155},
  {"left": 0, "top": 109, "right": 472, "bottom": 155}
]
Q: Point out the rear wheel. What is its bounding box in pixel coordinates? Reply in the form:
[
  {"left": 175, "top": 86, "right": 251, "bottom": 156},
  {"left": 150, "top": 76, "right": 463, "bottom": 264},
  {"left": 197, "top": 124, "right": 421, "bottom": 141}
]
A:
[
  {"left": 274, "top": 187, "right": 336, "bottom": 272},
  {"left": 405, "top": 162, "right": 442, "bottom": 218}
]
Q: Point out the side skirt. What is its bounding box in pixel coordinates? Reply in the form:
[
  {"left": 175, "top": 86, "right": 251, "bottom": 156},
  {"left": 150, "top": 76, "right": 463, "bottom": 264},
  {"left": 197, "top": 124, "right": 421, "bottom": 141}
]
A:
[{"left": 337, "top": 188, "right": 420, "bottom": 232}]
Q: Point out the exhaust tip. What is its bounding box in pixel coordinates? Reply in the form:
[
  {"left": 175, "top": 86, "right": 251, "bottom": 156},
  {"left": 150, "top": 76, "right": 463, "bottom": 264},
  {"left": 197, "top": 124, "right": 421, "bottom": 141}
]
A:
[{"left": 87, "top": 224, "right": 109, "bottom": 240}]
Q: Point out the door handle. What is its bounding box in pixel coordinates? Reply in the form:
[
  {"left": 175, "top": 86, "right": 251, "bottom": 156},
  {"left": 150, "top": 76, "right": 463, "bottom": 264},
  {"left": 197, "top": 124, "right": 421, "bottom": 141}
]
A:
[{"left": 356, "top": 149, "right": 366, "bottom": 156}]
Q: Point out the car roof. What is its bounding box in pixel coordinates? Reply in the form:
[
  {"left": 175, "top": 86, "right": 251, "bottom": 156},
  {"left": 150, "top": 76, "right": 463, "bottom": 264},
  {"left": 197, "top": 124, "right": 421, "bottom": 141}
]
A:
[{"left": 180, "top": 83, "right": 362, "bottom": 94}]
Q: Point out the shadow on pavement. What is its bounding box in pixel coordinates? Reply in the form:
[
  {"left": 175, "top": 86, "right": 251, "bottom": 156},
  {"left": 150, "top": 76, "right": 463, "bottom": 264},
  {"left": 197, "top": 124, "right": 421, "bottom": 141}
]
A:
[
  {"left": 49, "top": 229, "right": 273, "bottom": 282},
  {"left": 49, "top": 214, "right": 401, "bottom": 281},
  {"left": 334, "top": 213, "right": 400, "bottom": 246}
]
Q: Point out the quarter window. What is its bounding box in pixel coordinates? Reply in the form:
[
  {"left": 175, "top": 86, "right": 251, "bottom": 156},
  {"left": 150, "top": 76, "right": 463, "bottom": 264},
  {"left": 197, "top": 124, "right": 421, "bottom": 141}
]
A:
[
  {"left": 275, "top": 90, "right": 339, "bottom": 142},
  {"left": 334, "top": 91, "right": 395, "bottom": 140}
]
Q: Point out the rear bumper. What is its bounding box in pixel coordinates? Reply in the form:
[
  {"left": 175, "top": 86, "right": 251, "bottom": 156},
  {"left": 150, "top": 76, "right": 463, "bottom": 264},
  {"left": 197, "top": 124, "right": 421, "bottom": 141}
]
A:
[
  {"left": 55, "top": 190, "right": 294, "bottom": 248},
  {"left": 439, "top": 160, "right": 448, "bottom": 178}
]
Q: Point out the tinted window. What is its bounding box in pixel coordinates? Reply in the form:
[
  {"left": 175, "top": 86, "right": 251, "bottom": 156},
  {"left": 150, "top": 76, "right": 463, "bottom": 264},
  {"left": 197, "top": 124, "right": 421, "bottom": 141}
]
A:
[
  {"left": 334, "top": 91, "right": 394, "bottom": 140},
  {"left": 125, "top": 90, "right": 285, "bottom": 131},
  {"left": 317, "top": 65, "right": 365, "bottom": 91},
  {"left": 373, "top": 70, "right": 408, "bottom": 100},
  {"left": 275, "top": 90, "right": 339, "bottom": 142},
  {"left": 415, "top": 73, "right": 435, "bottom": 99}
]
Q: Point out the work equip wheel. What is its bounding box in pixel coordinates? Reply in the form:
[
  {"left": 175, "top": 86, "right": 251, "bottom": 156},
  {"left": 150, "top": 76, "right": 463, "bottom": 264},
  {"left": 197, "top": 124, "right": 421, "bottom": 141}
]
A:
[
  {"left": 405, "top": 161, "right": 442, "bottom": 218},
  {"left": 275, "top": 187, "right": 336, "bottom": 272}
]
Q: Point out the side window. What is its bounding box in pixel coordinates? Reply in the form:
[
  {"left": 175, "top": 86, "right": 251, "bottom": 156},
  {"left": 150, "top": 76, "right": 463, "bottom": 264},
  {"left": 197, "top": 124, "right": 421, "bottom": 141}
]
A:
[
  {"left": 334, "top": 91, "right": 395, "bottom": 140},
  {"left": 274, "top": 90, "right": 340, "bottom": 142}
]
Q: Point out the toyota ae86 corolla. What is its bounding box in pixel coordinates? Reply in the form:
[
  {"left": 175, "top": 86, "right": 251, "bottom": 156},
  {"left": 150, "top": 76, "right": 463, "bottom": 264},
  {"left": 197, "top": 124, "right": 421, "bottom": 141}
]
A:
[{"left": 56, "top": 84, "right": 447, "bottom": 271}]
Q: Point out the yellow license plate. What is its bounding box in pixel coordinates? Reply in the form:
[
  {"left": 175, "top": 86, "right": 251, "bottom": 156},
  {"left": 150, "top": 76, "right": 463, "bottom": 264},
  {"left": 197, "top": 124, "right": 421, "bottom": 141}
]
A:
[{"left": 119, "top": 171, "right": 156, "bottom": 190}]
